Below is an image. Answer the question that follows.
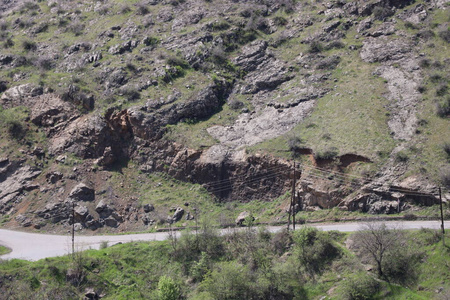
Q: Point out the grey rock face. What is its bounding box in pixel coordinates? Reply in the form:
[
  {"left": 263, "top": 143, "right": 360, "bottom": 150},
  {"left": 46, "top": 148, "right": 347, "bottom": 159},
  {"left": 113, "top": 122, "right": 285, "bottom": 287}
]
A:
[
  {"left": 0, "top": 84, "right": 43, "bottom": 107},
  {"left": 0, "top": 163, "right": 41, "bottom": 209},
  {"left": 30, "top": 94, "right": 76, "bottom": 128}
]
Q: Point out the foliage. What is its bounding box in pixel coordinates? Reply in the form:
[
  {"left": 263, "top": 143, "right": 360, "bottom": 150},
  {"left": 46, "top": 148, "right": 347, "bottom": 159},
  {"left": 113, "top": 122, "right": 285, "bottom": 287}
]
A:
[
  {"left": 351, "top": 223, "right": 422, "bottom": 285},
  {"left": 308, "top": 41, "right": 323, "bottom": 53},
  {"left": 0, "top": 106, "right": 30, "bottom": 140},
  {"left": 292, "top": 227, "right": 340, "bottom": 278},
  {"left": 158, "top": 276, "right": 180, "bottom": 300},
  {"left": 0, "top": 228, "right": 449, "bottom": 299},
  {"left": 314, "top": 147, "right": 339, "bottom": 160},
  {"left": 438, "top": 28, "right": 450, "bottom": 43},
  {"left": 372, "top": 6, "right": 394, "bottom": 20},
  {"left": 339, "top": 271, "right": 380, "bottom": 300}
]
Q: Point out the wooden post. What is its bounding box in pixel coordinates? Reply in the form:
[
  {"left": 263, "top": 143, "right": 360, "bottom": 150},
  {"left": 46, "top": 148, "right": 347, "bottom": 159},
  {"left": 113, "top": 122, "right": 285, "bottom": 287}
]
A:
[{"left": 439, "top": 187, "right": 445, "bottom": 246}]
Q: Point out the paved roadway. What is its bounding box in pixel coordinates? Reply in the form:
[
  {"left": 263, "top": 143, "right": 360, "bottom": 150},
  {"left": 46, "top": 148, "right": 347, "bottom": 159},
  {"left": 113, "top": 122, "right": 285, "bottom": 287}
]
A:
[{"left": 0, "top": 220, "right": 447, "bottom": 261}]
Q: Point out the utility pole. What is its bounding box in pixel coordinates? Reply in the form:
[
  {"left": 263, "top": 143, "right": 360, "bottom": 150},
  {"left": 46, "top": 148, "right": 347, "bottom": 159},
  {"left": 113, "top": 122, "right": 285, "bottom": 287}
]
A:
[
  {"left": 439, "top": 187, "right": 445, "bottom": 246},
  {"left": 292, "top": 160, "right": 296, "bottom": 231},
  {"left": 72, "top": 201, "right": 75, "bottom": 258},
  {"left": 287, "top": 161, "right": 297, "bottom": 231}
]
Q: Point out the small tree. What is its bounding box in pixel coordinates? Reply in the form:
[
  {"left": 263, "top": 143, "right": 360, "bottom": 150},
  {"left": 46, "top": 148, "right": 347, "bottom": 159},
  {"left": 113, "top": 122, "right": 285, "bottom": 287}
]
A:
[{"left": 352, "top": 223, "right": 402, "bottom": 280}]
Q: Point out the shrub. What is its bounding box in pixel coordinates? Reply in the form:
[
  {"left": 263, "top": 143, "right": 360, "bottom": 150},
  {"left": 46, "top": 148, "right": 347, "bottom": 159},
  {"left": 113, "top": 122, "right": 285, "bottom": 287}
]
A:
[
  {"left": 417, "top": 85, "right": 426, "bottom": 93},
  {"left": 372, "top": 6, "right": 394, "bottom": 20},
  {"left": 136, "top": 3, "right": 149, "bottom": 15},
  {"left": 325, "top": 40, "right": 345, "bottom": 50},
  {"left": 143, "top": 36, "right": 159, "bottom": 46},
  {"left": 416, "top": 29, "right": 435, "bottom": 40},
  {"left": 418, "top": 58, "right": 431, "bottom": 68},
  {"left": 68, "top": 21, "right": 84, "bottom": 36},
  {"left": 211, "top": 20, "right": 230, "bottom": 31},
  {"left": 404, "top": 21, "right": 418, "bottom": 30},
  {"left": 96, "top": 4, "right": 111, "bottom": 15},
  {"left": 166, "top": 55, "right": 189, "bottom": 69},
  {"left": 314, "top": 147, "right": 339, "bottom": 160},
  {"left": 436, "top": 83, "right": 448, "bottom": 97},
  {"left": 121, "top": 86, "right": 140, "bottom": 101},
  {"left": 443, "top": 142, "right": 450, "bottom": 158},
  {"left": 436, "top": 97, "right": 450, "bottom": 117},
  {"left": 3, "top": 38, "right": 14, "bottom": 48},
  {"left": 316, "top": 55, "right": 341, "bottom": 70},
  {"left": 438, "top": 29, "right": 450, "bottom": 43},
  {"left": 120, "top": 5, "right": 132, "bottom": 14},
  {"left": 308, "top": 41, "right": 323, "bottom": 53},
  {"left": 99, "top": 241, "right": 108, "bottom": 249},
  {"left": 22, "top": 40, "right": 37, "bottom": 51},
  {"left": 292, "top": 227, "right": 340, "bottom": 277},
  {"left": 430, "top": 73, "right": 443, "bottom": 83},
  {"left": 340, "top": 271, "right": 380, "bottom": 300},
  {"left": 0, "top": 81, "right": 7, "bottom": 93},
  {"left": 35, "top": 56, "right": 54, "bottom": 71},
  {"left": 403, "top": 213, "right": 417, "bottom": 220},
  {"left": 395, "top": 151, "right": 409, "bottom": 162},
  {"left": 440, "top": 165, "right": 450, "bottom": 188},
  {"left": 228, "top": 99, "right": 244, "bottom": 110},
  {"left": 288, "top": 136, "right": 302, "bottom": 155},
  {"left": 201, "top": 262, "right": 262, "bottom": 300},
  {"left": 157, "top": 276, "right": 180, "bottom": 300},
  {"left": 0, "top": 20, "right": 8, "bottom": 31},
  {"left": 273, "top": 16, "right": 288, "bottom": 26},
  {"left": 352, "top": 223, "right": 421, "bottom": 284}
]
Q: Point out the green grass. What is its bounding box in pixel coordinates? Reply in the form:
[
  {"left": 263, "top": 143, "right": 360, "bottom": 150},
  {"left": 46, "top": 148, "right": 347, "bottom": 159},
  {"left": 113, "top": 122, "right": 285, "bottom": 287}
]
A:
[{"left": 0, "top": 245, "right": 11, "bottom": 255}]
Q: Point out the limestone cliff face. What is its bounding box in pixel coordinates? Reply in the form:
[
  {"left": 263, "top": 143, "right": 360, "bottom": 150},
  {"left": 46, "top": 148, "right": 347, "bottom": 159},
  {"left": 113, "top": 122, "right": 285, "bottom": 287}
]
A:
[{"left": 0, "top": 0, "right": 448, "bottom": 231}]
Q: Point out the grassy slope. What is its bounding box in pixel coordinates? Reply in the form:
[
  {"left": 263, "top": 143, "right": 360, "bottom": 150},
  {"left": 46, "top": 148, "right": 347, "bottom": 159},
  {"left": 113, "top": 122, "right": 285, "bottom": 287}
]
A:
[{"left": 0, "top": 229, "right": 448, "bottom": 299}]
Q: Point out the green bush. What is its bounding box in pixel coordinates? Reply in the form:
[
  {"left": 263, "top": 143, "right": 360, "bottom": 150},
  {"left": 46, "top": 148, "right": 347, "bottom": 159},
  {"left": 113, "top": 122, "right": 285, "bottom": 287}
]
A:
[
  {"left": 22, "top": 40, "right": 37, "bottom": 51},
  {"left": 0, "top": 106, "right": 29, "bottom": 140},
  {"left": 373, "top": 6, "right": 394, "bottom": 20},
  {"left": 158, "top": 276, "right": 180, "bottom": 300},
  {"left": 436, "top": 96, "right": 450, "bottom": 117},
  {"left": 308, "top": 41, "right": 323, "bottom": 53},
  {"left": 292, "top": 227, "right": 340, "bottom": 277},
  {"left": 340, "top": 271, "right": 380, "bottom": 300},
  {"left": 438, "top": 29, "right": 450, "bottom": 43},
  {"left": 314, "top": 147, "right": 339, "bottom": 160},
  {"left": 395, "top": 151, "right": 409, "bottom": 162},
  {"left": 200, "top": 262, "right": 262, "bottom": 300}
]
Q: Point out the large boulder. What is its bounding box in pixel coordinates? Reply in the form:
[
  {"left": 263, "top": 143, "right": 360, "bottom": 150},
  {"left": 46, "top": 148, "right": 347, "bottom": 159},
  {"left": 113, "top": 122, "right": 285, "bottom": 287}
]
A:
[
  {"left": 69, "top": 183, "right": 95, "bottom": 202},
  {"left": 172, "top": 207, "right": 184, "bottom": 222},
  {"left": 235, "top": 211, "right": 254, "bottom": 226}
]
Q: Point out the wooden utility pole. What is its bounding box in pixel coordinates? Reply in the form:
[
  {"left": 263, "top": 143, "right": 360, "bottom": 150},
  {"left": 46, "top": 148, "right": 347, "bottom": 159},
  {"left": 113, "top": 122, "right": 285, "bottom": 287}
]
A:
[
  {"left": 292, "top": 160, "right": 296, "bottom": 231},
  {"left": 287, "top": 161, "right": 297, "bottom": 231},
  {"left": 439, "top": 187, "right": 445, "bottom": 246},
  {"left": 72, "top": 201, "right": 75, "bottom": 258}
]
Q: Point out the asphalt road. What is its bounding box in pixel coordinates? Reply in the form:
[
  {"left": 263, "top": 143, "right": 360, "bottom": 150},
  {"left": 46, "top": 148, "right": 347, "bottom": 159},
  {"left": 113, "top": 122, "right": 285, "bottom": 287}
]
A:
[{"left": 0, "top": 220, "right": 447, "bottom": 261}]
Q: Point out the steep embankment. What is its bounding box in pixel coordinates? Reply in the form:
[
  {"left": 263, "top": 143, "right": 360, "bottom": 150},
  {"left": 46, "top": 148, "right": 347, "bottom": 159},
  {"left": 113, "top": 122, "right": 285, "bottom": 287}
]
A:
[{"left": 0, "top": 0, "right": 449, "bottom": 232}]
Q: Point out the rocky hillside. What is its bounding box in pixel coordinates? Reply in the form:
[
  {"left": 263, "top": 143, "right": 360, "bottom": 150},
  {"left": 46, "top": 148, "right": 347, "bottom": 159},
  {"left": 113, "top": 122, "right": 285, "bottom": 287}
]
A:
[{"left": 0, "top": 0, "right": 449, "bottom": 232}]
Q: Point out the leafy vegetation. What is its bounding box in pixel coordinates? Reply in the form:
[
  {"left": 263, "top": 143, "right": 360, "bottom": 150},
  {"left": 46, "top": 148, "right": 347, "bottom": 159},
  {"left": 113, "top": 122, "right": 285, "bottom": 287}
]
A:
[{"left": 0, "top": 226, "right": 448, "bottom": 299}]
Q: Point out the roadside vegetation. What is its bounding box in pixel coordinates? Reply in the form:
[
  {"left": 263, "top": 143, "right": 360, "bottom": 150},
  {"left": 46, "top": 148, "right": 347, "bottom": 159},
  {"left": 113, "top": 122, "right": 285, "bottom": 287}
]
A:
[{"left": 0, "top": 225, "right": 448, "bottom": 299}]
